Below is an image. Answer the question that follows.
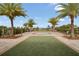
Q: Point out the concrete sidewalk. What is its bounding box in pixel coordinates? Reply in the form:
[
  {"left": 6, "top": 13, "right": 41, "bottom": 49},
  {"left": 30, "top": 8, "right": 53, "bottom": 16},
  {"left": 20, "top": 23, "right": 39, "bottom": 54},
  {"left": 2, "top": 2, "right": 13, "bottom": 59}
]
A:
[
  {"left": 51, "top": 32, "right": 79, "bottom": 53},
  {"left": 0, "top": 32, "right": 32, "bottom": 55}
]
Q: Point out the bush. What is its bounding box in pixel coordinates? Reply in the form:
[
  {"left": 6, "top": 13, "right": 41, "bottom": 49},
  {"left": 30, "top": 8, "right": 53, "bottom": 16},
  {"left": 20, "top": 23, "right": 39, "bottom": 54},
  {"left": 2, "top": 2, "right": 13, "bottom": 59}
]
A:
[
  {"left": 14, "top": 27, "right": 21, "bottom": 34},
  {"left": 14, "top": 27, "right": 27, "bottom": 35},
  {"left": 56, "top": 24, "right": 79, "bottom": 34},
  {"left": 0, "top": 26, "right": 7, "bottom": 36},
  {"left": 0, "top": 26, "right": 28, "bottom": 36}
]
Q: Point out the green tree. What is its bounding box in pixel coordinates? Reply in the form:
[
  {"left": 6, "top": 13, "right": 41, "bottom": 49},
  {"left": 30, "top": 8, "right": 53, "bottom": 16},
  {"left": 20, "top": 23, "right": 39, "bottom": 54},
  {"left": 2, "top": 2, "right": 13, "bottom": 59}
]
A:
[
  {"left": 24, "top": 23, "right": 28, "bottom": 27},
  {"left": 57, "top": 3, "right": 79, "bottom": 38},
  {"left": 48, "top": 17, "right": 59, "bottom": 32},
  {"left": 0, "top": 3, "right": 26, "bottom": 36},
  {"left": 26, "top": 19, "right": 36, "bottom": 31},
  {"left": 23, "top": 23, "right": 28, "bottom": 32}
]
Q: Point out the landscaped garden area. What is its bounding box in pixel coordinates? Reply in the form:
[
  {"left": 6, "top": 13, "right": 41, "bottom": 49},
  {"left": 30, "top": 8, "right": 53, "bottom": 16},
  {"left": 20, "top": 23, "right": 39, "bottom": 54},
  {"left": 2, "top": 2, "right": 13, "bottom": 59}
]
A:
[
  {"left": 0, "top": 3, "right": 79, "bottom": 56},
  {"left": 0, "top": 3, "right": 79, "bottom": 39},
  {"left": 1, "top": 36, "right": 79, "bottom": 56}
]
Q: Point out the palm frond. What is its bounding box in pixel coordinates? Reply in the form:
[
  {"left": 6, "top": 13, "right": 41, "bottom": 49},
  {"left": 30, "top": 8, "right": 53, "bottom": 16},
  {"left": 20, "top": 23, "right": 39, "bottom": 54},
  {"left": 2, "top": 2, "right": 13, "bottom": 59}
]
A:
[
  {"left": 57, "top": 3, "right": 79, "bottom": 19},
  {"left": 0, "top": 3, "right": 26, "bottom": 20}
]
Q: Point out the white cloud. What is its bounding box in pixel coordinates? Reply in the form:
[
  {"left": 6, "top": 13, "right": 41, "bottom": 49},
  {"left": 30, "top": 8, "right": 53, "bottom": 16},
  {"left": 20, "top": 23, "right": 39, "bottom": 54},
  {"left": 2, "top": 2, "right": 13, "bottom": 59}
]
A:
[
  {"left": 48, "top": 23, "right": 52, "bottom": 26},
  {"left": 33, "top": 25, "right": 37, "bottom": 27},
  {"left": 55, "top": 5, "right": 64, "bottom": 11},
  {"left": 49, "top": 3, "right": 64, "bottom": 11},
  {"left": 59, "top": 18, "right": 64, "bottom": 22}
]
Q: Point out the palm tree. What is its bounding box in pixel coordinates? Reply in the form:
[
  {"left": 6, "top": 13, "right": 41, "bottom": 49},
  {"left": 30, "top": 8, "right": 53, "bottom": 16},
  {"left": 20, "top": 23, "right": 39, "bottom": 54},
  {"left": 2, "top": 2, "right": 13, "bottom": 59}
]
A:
[
  {"left": 57, "top": 3, "right": 79, "bottom": 38},
  {"left": 0, "top": 3, "right": 26, "bottom": 36},
  {"left": 23, "top": 23, "right": 28, "bottom": 29},
  {"left": 48, "top": 17, "right": 59, "bottom": 32},
  {"left": 23, "top": 23, "right": 28, "bottom": 32},
  {"left": 27, "top": 19, "right": 36, "bottom": 32},
  {"left": 24, "top": 23, "right": 28, "bottom": 27}
]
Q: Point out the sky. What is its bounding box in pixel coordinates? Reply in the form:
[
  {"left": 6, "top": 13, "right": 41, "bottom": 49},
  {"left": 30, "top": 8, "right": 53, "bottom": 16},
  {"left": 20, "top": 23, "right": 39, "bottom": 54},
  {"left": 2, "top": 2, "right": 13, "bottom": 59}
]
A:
[{"left": 0, "top": 3, "right": 79, "bottom": 28}]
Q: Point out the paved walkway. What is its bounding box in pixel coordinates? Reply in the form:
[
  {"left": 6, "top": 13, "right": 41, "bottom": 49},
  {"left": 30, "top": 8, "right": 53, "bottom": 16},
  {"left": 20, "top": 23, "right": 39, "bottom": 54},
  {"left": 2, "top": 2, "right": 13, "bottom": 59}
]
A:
[
  {"left": 0, "top": 32, "right": 32, "bottom": 55},
  {"left": 51, "top": 32, "right": 79, "bottom": 53},
  {"left": 0, "top": 32, "right": 79, "bottom": 55}
]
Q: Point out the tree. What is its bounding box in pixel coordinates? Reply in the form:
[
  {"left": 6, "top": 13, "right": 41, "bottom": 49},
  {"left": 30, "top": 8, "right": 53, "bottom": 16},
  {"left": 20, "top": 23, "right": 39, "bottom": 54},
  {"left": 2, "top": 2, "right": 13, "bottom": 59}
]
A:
[
  {"left": 0, "top": 3, "right": 26, "bottom": 36},
  {"left": 57, "top": 3, "right": 79, "bottom": 38},
  {"left": 23, "top": 23, "right": 28, "bottom": 32},
  {"left": 46, "top": 25, "right": 50, "bottom": 31},
  {"left": 48, "top": 17, "right": 59, "bottom": 32},
  {"left": 25, "top": 19, "right": 36, "bottom": 32},
  {"left": 56, "top": 24, "right": 78, "bottom": 35},
  {"left": 24, "top": 23, "right": 28, "bottom": 27}
]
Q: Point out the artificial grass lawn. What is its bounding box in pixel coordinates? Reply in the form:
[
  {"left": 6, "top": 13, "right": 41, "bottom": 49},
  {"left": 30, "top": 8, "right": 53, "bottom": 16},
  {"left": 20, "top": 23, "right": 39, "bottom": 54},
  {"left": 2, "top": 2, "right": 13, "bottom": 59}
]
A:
[{"left": 1, "top": 36, "right": 79, "bottom": 56}]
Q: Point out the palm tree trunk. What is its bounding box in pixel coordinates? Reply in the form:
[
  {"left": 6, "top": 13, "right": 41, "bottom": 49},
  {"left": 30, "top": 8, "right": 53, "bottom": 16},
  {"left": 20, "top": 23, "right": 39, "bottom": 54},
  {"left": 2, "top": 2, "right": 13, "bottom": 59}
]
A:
[
  {"left": 53, "top": 25, "right": 55, "bottom": 32},
  {"left": 70, "top": 15, "right": 75, "bottom": 38},
  {"left": 30, "top": 27, "right": 33, "bottom": 32},
  {"left": 10, "top": 19, "right": 14, "bottom": 36}
]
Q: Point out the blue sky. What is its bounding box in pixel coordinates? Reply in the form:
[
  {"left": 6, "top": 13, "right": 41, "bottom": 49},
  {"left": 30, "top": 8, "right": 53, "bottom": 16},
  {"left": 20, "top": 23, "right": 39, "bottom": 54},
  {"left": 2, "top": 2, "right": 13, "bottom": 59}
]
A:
[{"left": 0, "top": 3, "right": 79, "bottom": 28}]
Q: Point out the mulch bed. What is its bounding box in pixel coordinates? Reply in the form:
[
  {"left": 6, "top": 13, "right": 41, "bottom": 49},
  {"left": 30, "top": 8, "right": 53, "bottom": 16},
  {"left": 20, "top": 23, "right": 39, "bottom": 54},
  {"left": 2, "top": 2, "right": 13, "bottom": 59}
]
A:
[
  {"left": 63, "top": 35, "right": 79, "bottom": 40},
  {"left": 0, "top": 35, "right": 22, "bottom": 39}
]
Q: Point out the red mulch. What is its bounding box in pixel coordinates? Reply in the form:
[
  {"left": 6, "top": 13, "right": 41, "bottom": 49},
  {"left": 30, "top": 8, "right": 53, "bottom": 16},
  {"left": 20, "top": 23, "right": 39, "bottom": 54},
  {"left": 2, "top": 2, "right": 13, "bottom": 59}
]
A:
[
  {"left": 63, "top": 35, "right": 79, "bottom": 40},
  {"left": 0, "top": 35, "right": 22, "bottom": 39}
]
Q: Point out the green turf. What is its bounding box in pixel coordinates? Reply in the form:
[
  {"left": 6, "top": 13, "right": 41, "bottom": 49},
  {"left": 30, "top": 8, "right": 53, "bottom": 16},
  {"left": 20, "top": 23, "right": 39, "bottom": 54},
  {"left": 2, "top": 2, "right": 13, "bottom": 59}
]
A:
[{"left": 1, "top": 36, "right": 79, "bottom": 56}]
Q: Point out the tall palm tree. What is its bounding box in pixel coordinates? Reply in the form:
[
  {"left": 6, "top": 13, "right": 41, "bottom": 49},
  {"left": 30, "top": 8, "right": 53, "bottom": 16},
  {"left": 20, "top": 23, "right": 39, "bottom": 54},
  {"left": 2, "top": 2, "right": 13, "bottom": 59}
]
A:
[
  {"left": 48, "top": 17, "right": 59, "bottom": 32},
  {"left": 24, "top": 23, "right": 28, "bottom": 28},
  {"left": 23, "top": 23, "right": 28, "bottom": 32},
  {"left": 57, "top": 3, "right": 79, "bottom": 38},
  {"left": 0, "top": 3, "right": 26, "bottom": 36},
  {"left": 27, "top": 19, "right": 36, "bottom": 31}
]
